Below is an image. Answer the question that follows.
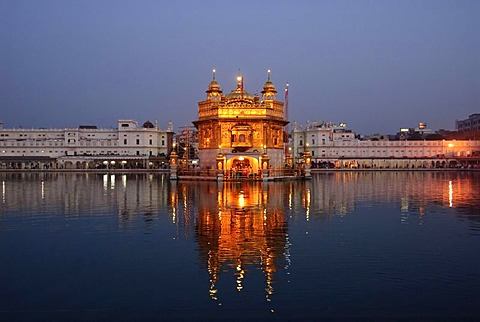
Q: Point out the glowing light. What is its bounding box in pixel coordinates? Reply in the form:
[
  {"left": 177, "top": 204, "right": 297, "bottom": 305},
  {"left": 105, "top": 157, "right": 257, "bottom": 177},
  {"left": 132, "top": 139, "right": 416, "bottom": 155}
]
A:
[
  {"left": 41, "top": 181, "right": 45, "bottom": 200},
  {"left": 448, "top": 143, "right": 454, "bottom": 148},
  {"left": 103, "top": 174, "right": 108, "bottom": 191},
  {"left": 122, "top": 174, "right": 127, "bottom": 188},
  {"left": 306, "top": 189, "right": 311, "bottom": 221},
  {"left": 449, "top": 180, "right": 453, "bottom": 207},
  {"left": 238, "top": 192, "right": 245, "bottom": 208},
  {"left": 288, "top": 190, "right": 292, "bottom": 210},
  {"left": 237, "top": 76, "right": 242, "bottom": 82},
  {"left": 236, "top": 264, "right": 245, "bottom": 291},
  {"left": 2, "top": 181, "right": 6, "bottom": 203},
  {"left": 239, "top": 156, "right": 244, "bottom": 161},
  {"left": 110, "top": 175, "right": 115, "bottom": 189}
]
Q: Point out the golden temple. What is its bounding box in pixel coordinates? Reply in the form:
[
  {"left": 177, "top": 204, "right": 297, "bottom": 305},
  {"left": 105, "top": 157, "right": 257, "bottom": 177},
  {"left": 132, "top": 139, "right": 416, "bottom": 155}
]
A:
[{"left": 192, "top": 70, "right": 291, "bottom": 179}]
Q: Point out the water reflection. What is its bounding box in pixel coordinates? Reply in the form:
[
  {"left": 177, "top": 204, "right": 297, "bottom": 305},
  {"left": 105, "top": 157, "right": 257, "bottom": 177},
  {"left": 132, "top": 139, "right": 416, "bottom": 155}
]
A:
[
  {"left": 309, "top": 172, "right": 480, "bottom": 223},
  {"left": 194, "top": 182, "right": 290, "bottom": 303},
  {"left": 1, "top": 171, "right": 479, "bottom": 224},
  {"left": 0, "top": 171, "right": 480, "bottom": 317}
]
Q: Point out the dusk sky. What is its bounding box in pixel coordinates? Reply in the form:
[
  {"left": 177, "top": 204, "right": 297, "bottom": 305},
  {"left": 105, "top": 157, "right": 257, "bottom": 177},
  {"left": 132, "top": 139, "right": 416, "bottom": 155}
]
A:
[{"left": 1, "top": 0, "right": 479, "bottom": 134}]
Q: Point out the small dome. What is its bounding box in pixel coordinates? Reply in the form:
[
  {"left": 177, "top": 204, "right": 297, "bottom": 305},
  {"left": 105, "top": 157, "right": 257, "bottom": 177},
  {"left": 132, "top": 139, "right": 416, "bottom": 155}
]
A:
[
  {"left": 207, "top": 79, "right": 221, "bottom": 93},
  {"left": 262, "top": 70, "right": 276, "bottom": 94},
  {"left": 143, "top": 120, "right": 154, "bottom": 128},
  {"left": 206, "top": 69, "right": 222, "bottom": 94},
  {"left": 263, "top": 79, "right": 276, "bottom": 92}
]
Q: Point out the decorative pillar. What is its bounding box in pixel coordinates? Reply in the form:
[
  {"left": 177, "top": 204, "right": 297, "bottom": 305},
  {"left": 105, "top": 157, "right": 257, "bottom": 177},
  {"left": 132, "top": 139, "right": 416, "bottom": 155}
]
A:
[
  {"left": 169, "top": 151, "right": 179, "bottom": 180},
  {"left": 260, "top": 153, "right": 270, "bottom": 182},
  {"left": 303, "top": 150, "right": 312, "bottom": 179},
  {"left": 216, "top": 152, "right": 225, "bottom": 182}
]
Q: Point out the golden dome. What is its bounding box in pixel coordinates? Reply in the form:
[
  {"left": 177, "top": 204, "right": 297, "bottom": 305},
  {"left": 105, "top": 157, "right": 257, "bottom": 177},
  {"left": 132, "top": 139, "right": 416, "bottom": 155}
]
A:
[
  {"left": 263, "top": 79, "right": 276, "bottom": 92},
  {"left": 207, "top": 79, "right": 222, "bottom": 93},
  {"left": 206, "top": 69, "right": 222, "bottom": 94},
  {"left": 225, "top": 74, "right": 253, "bottom": 100},
  {"left": 226, "top": 88, "right": 254, "bottom": 100},
  {"left": 262, "top": 70, "right": 277, "bottom": 94}
]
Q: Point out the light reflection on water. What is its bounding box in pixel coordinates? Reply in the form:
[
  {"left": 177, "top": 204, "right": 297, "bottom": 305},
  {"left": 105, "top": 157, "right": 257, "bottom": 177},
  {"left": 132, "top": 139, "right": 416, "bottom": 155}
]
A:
[{"left": 0, "top": 171, "right": 479, "bottom": 319}]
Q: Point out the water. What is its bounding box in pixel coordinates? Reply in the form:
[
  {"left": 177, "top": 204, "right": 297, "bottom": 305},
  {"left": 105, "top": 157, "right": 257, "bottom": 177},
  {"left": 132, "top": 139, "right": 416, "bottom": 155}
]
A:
[{"left": 0, "top": 171, "right": 479, "bottom": 320}]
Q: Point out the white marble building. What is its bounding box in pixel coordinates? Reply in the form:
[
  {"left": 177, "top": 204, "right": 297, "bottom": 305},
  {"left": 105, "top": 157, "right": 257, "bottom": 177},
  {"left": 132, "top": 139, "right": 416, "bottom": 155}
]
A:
[
  {"left": 291, "top": 121, "right": 480, "bottom": 168},
  {"left": 0, "top": 120, "right": 174, "bottom": 169}
]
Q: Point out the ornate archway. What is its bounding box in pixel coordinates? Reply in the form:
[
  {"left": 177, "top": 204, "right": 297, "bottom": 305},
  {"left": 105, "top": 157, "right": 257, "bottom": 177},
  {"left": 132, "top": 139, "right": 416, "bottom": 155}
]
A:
[{"left": 226, "top": 156, "right": 259, "bottom": 179}]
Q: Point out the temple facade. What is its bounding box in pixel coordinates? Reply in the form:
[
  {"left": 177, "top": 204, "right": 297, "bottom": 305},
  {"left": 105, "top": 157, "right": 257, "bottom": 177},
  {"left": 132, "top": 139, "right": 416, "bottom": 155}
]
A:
[{"left": 193, "top": 71, "right": 288, "bottom": 177}]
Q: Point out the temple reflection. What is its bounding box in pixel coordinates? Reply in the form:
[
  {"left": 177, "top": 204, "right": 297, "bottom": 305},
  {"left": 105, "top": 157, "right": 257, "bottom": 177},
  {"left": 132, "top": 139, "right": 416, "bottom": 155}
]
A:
[
  {"left": 193, "top": 182, "right": 290, "bottom": 302},
  {"left": 1, "top": 172, "right": 479, "bottom": 223},
  {"left": 0, "top": 171, "right": 480, "bottom": 304}
]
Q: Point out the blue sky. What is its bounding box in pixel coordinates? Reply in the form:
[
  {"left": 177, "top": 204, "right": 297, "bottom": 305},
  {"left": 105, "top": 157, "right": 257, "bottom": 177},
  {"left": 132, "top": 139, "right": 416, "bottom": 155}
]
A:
[{"left": 1, "top": 0, "right": 479, "bottom": 134}]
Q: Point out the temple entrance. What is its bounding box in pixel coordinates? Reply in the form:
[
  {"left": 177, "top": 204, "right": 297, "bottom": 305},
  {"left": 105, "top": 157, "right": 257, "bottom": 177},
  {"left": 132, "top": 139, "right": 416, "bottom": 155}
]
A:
[{"left": 226, "top": 156, "right": 259, "bottom": 180}]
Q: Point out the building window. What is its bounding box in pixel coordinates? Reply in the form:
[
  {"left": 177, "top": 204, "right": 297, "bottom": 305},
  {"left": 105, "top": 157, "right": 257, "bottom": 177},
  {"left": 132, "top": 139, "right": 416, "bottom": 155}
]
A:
[
  {"left": 136, "top": 139, "right": 140, "bottom": 145},
  {"left": 162, "top": 140, "right": 165, "bottom": 146},
  {"left": 124, "top": 139, "right": 127, "bottom": 145},
  {"left": 149, "top": 139, "right": 152, "bottom": 145}
]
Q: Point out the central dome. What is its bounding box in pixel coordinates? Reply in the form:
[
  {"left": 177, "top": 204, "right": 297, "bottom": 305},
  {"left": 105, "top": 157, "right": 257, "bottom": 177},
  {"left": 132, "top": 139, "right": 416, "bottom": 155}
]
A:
[
  {"left": 226, "top": 88, "right": 254, "bottom": 100},
  {"left": 226, "top": 74, "right": 254, "bottom": 100}
]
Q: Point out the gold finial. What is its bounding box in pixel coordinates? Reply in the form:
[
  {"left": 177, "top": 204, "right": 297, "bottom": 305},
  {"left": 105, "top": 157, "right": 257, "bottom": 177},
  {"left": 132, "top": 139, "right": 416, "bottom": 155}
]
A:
[
  {"left": 212, "top": 68, "right": 216, "bottom": 80},
  {"left": 236, "top": 75, "right": 243, "bottom": 88},
  {"left": 267, "top": 69, "right": 271, "bottom": 80}
]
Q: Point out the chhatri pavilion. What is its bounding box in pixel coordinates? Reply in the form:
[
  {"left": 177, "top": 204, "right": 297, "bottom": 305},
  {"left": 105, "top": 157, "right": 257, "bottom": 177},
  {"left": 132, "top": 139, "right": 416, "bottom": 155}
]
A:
[{"left": 192, "top": 70, "right": 292, "bottom": 178}]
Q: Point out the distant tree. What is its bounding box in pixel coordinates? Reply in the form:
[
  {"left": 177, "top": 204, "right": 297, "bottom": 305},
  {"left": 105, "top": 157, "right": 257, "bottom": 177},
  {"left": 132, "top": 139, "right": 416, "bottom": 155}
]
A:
[
  {"left": 425, "top": 134, "right": 444, "bottom": 140},
  {"left": 408, "top": 132, "right": 424, "bottom": 140}
]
